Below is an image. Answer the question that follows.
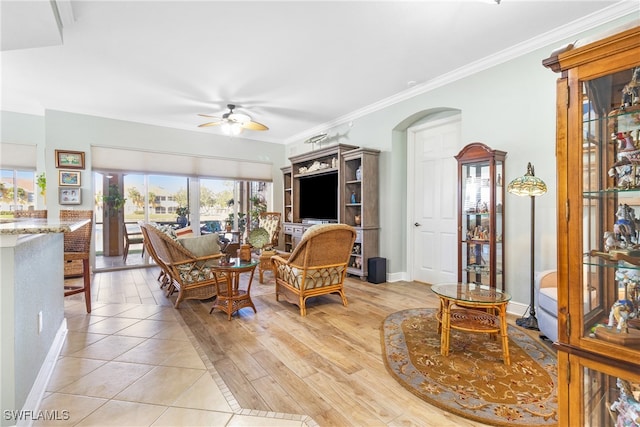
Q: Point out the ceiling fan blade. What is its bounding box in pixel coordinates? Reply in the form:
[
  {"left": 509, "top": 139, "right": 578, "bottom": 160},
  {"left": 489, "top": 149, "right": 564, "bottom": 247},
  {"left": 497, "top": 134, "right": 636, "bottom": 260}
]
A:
[
  {"left": 198, "top": 113, "right": 221, "bottom": 118},
  {"left": 242, "top": 120, "right": 269, "bottom": 131},
  {"left": 198, "top": 121, "right": 223, "bottom": 128}
]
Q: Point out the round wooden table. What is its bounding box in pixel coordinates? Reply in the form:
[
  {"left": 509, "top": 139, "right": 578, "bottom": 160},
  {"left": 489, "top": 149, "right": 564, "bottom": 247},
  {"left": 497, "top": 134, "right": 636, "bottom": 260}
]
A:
[
  {"left": 431, "top": 282, "right": 511, "bottom": 365},
  {"left": 209, "top": 258, "right": 259, "bottom": 320}
]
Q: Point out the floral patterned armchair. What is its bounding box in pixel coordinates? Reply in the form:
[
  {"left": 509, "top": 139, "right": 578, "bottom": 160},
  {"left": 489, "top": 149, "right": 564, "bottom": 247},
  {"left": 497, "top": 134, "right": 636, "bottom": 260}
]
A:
[
  {"left": 259, "top": 211, "right": 282, "bottom": 248},
  {"left": 271, "top": 223, "right": 356, "bottom": 316}
]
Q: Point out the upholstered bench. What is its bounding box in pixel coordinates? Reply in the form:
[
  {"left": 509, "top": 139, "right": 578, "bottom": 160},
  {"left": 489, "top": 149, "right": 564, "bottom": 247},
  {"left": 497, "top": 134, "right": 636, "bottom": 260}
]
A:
[
  {"left": 536, "top": 269, "right": 599, "bottom": 343},
  {"left": 535, "top": 270, "right": 559, "bottom": 342}
]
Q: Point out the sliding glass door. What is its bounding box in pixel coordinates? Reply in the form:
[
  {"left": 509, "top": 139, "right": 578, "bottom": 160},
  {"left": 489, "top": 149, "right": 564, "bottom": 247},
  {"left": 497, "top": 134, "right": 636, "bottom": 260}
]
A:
[{"left": 93, "top": 171, "right": 271, "bottom": 270}]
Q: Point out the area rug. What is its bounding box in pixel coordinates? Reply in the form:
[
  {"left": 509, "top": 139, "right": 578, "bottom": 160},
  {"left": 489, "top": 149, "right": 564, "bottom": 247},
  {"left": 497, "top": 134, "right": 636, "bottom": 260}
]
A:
[{"left": 381, "top": 308, "right": 557, "bottom": 426}]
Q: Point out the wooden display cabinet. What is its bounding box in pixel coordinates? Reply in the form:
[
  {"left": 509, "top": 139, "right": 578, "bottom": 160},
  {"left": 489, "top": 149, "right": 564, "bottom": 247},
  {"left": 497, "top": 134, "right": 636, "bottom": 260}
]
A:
[
  {"left": 342, "top": 148, "right": 380, "bottom": 278},
  {"left": 281, "top": 166, "right": 293, "bottom": 252},
  {"left": 543, "top": 25, "right": 640, "bottom": 426},
  {"left": 281, "top": 144, "right": 380, "bottom": 280},
  {"left": 455, "top": 142, "right": 506, "bottom": 291}
]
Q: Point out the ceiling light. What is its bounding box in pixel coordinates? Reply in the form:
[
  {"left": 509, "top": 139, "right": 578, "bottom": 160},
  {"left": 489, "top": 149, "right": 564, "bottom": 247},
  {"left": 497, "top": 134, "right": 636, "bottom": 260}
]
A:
[{"left": 221, "top": 121, "right": 243, "bottom": 136}]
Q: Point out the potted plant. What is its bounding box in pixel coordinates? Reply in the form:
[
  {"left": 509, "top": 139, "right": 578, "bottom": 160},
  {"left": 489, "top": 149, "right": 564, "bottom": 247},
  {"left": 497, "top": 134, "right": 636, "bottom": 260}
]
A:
[
  {"left": 102, "top": 184, "right": 126, "bottom": 217},
  {"left": 176, "top": 206, "right": 189, "bottom": 228},
  {"left": 225, "top": 212, "right": 246, "bottom": 233},
  {"left": 248, "top": 194, "right": 267, "bottom": 229},
  {"left": 36, "top": 173, "right": 46, "bottom": 204},
  {"left": 225, "top": 214, "right": 234, "bottom": 232}
]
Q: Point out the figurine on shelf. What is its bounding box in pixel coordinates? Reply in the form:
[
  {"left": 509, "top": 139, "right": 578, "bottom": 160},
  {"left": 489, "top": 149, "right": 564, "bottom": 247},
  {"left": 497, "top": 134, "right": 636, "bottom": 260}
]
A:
[
  {"left": 351, "top": 192, "right": 357, "bottom": 204},
  {"left": 604, "top": 230, "right": 625, "bottom": 251},
  {"left": 354, "top": 257, "right": 361, "bottom": 269},
  {"left": 475, "top": 201, "right": 489, "bottom": 213},
  {"left": 615, "top": 203, "right": 637, "bottom": 245},
  {"left": 615, "top": 131, "right": 638, "bottom": 152},
  {"left": 621, "top": 66, "right": 640, "bottom": 108},
  {"left": 608, "top": 378, "right": 640, "bottom": 427},
  {"left": 608, "top": 157, "right": 636, "bottom": 189},
  {"left": 607, "top": 299, "right": 636, "bottom": 333}
]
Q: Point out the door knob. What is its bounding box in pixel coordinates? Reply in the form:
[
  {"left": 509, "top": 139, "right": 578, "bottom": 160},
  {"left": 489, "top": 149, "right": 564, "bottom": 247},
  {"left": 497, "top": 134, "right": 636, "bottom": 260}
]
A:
[{"left": 414, "top": 222, "right": 421, "bottom": 227}]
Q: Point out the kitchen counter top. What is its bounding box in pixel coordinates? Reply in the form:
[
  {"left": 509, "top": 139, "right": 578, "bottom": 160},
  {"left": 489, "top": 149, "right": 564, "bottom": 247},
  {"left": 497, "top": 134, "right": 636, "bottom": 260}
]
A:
[{"left": 0, "top": 218, "right": 90, "bottom": 235}]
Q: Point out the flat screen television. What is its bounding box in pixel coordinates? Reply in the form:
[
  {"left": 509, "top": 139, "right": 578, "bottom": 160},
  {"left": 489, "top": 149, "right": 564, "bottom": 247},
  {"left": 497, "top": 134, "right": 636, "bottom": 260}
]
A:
[{"left": 298, "top": 172, "right": 338, "bottom": 221}]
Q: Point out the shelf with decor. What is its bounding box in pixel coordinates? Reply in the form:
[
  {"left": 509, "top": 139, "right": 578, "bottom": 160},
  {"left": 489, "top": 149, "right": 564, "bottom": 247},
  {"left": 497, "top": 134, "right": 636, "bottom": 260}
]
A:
[
  {"left": 281, "top": 166, "right": 293, "bottom": 252},
  {"left": 456, "top": 142, "right": 506, "bottom": 291},
  {"left": 543, "top": 24, "right": 640, "bottom": 426},
  {"left": 342, "top": 148, "right": 380, "bottom": 278}
]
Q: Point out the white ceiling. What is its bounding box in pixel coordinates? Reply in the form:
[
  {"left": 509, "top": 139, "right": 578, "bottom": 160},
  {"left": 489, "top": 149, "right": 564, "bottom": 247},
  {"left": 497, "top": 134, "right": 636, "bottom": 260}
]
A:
[{"left": 1, "top": 1, "right": 637, "bottom": 145}]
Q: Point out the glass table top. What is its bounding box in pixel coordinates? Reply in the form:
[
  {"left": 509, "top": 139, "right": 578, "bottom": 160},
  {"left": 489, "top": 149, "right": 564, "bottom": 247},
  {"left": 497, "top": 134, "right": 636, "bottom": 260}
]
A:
[
  {"left": 431, "top": 282, "right": 511, "bottom": 304},
  {"left": 215, "top": 257, "right": 259, "bottom": 269}
]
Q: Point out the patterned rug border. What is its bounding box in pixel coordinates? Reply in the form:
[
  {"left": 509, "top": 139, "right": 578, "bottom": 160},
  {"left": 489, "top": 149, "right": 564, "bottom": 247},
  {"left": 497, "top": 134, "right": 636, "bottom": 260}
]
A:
[{"left": 381, "top": 308, "right": 558, "bottom": 427}]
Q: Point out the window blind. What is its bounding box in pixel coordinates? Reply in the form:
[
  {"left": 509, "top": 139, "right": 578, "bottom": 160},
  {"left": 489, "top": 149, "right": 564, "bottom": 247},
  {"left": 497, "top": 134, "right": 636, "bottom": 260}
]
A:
[
  {"left": 0, "top": 143, "right": 37, "bottom": 169},
  {"left": 91, "top": 146, "right": 272, "bottom": 181}
]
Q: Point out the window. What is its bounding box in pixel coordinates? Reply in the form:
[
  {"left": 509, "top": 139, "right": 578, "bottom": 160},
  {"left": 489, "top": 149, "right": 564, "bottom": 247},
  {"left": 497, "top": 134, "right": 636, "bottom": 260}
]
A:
[{"left": 0, "top": 169, "right": 37, "bottom": 213}]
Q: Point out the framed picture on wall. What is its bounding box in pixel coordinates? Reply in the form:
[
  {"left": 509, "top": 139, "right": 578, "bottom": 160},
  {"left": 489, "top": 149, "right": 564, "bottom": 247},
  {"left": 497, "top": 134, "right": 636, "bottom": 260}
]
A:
[
  {"left": 55, "top": 150, "right": 85, "bottom": 169},
  {"left": 59, "top": 188, "right": 82, "bottom": 205},
  {"left": 59, "top": 170, "right": 81, "bottom": 186}
]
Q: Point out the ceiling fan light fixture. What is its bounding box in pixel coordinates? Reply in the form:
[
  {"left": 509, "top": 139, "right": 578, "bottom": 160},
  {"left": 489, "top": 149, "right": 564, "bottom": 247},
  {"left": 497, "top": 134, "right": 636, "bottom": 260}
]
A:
[
  {"left": 198, "top": 103, "right": 268, "bottom": 133},
  {"left": 229, "top": 112, "right": 251, "bottom": 125},
  {"left": 221, "top": 120, "right": 243, "bottom": 136}
]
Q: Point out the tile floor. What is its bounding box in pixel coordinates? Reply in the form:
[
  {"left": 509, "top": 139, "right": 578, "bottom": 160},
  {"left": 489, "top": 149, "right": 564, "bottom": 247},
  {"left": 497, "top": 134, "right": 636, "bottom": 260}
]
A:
[{"left": 37, "top": 289, "right": 314, "bottom": 426}]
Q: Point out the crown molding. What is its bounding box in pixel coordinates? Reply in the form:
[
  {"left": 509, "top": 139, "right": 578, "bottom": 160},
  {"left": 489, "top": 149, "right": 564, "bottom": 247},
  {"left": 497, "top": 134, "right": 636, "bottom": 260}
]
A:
[{"left": 285, "top": 1, "right": 640, "bottom": 145}]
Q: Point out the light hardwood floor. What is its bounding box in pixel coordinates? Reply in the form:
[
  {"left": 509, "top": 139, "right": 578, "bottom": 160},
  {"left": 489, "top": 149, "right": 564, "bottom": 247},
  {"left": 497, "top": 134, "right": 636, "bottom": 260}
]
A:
[
  {"left": 76, "top": 264, "right": 516, "bottom": 426},
  {"left": 178, "top": 277, "right": 470, "bottom": 427}
]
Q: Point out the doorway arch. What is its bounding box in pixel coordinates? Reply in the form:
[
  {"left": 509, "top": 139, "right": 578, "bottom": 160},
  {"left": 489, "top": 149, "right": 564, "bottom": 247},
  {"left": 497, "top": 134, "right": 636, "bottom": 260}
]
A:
[{"left": 388, "top": 108, "right": 461, "bottom": 282}]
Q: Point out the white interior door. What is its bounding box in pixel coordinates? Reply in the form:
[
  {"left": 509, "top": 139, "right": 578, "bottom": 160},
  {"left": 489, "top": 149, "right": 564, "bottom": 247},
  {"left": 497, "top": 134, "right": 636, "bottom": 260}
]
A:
[{"left": 409, "top": 116, "right": 461, "bottom": 284}]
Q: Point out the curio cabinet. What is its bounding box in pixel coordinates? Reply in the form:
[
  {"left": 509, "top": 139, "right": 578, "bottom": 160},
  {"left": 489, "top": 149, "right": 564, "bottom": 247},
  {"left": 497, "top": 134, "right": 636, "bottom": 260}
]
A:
[
  {"left": 456, "top": 142, "right": 506, "bottom": 291},
  {"left": 543, "top": 25, "right": 640, "bottom": 426}
]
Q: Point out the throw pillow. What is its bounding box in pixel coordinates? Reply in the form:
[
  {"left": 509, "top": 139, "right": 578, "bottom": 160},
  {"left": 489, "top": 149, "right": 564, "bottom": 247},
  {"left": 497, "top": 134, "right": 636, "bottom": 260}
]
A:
[
  {"left": 178, "top": 233, "right": 221, "bottom": 260},
  {"left": 153, "top": 224, "right": 177, "bottom": 240},
  {"left": 175, "top": 227, "right": 194, "bottom": 238}
]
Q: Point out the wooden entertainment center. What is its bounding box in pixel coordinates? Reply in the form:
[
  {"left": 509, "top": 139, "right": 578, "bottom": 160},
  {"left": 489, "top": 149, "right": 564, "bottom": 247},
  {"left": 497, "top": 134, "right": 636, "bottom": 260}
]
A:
[{"left": 281, "top": 143, "right": 380, "bottom": 279}]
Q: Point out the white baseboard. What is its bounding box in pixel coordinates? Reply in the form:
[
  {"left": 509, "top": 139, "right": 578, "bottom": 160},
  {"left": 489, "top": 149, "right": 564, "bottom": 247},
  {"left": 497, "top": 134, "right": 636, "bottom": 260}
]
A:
[
  {"left": 386, "top": 271, "right": 409, "bottom": 282},
  {"left": 17, "top": 319, "right": 67, "bottom": 427},
  {"left": 507, "top": 301, "right": 529, "bottom": 318}
]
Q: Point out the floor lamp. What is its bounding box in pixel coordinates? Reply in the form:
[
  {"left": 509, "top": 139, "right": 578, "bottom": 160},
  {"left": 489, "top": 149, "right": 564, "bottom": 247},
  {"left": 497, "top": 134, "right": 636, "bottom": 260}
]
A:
[{"left": 507, "top": 162, "right": 547, "bottom": 330}]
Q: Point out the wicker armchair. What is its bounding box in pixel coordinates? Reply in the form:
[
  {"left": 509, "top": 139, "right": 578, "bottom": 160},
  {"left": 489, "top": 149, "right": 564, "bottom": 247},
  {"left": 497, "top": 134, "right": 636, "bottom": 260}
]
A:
[
  {"left": 60, "top": 210, "right": 93, "bottom": 313},
  {"left": 13, "top": 210, "right": 48, "bottom": 218},
  {"left": 259, "top": 211, "right": 282, "bottom": 248},
  {"left": 271, "top": 223, "right": 356, "bottom": 316},
  {"left": 140, "top": 223, "right": 223, "bottom": 308},
  {"left": 139, "top": 223, "right": 171, "bottom": 288}
]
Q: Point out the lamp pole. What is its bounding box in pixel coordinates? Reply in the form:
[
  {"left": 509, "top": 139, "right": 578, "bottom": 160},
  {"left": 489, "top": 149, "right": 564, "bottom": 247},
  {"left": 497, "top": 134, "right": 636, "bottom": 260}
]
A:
[
  {"left": 508, "top": 162, "right": 546, "bottom": 330},
  {"left": 516, "top": 193, "right": 538, "bottom": 329}
]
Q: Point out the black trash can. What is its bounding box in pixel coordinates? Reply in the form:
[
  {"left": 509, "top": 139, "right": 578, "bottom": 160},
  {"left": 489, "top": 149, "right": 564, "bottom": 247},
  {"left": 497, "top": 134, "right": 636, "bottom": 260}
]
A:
[{"left": 367, "top": 257, "right": 386, "bottom": 284}]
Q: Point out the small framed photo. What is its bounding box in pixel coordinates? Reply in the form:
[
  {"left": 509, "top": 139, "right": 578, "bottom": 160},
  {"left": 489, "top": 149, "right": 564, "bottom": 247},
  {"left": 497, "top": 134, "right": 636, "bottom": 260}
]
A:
[
  {"left": 59, "top": 170, "right": 81, "bottom": 186},
  {"left": 59, "top": 188, "right": 82, "bottom": 205},
  {"left": 55, "top": 150, "right": 85, "bottom": 169}
]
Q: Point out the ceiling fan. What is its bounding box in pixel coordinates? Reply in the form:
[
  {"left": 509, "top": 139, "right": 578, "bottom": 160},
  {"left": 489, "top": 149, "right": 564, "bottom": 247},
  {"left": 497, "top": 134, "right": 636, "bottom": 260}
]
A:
[{"left": 198, "top": 104, "right": 269, "bottom": 135}]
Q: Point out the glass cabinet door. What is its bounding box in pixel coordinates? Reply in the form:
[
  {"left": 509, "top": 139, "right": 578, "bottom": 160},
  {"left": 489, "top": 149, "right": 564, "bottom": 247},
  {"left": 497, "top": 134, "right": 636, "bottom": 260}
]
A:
[
  {"left": 578, "top": 65, "right": 640, "bottom": 426},
  {"left": 582, "top": 66, "right": 640, "bottom": 350},
  {"left": 456, "top": 143, "right": 505, "bottom": 291}
]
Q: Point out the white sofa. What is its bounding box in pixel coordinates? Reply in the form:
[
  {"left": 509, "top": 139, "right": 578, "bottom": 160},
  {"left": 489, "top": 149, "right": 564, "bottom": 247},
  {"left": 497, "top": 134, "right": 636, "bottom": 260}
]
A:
[
  {"left": 535, "top": 270, "right": 559, "bottom": 342},
  {"left": 535, "top": 269, "right": 599, "bottom": 343}
]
